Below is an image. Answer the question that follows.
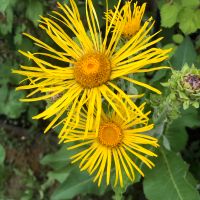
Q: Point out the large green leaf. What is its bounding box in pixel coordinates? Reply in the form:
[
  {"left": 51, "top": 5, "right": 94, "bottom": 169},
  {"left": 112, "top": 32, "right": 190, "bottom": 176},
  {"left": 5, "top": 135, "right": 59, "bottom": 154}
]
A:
[
  {"left": 26, "top": 0, "right": 43, "bottom": 26},
  {"left": 0, "top": 7, "right": 13, "bottom": 35},
  {"left": 165, "top": 108, "right": 200, "bottom": 152},
  {"left": 0, "top": 0, "right": 16, "bottom": 12},
  {"left": 178, "top": 8, "right": 200, "bottom": 34},
  {"left": 193, "top": 9, "right": 200, "bottom": 30},
  {"left": 40, "top": 145, "right": 72, "bottom": 170},
  {"left": 143, "top": 148, "right": 200, "bottom": 200},
  {"left": 41, "top": 145, "right": 107, "bottom": 199},
  {"left": 0, "top": 86, "right": 27, "bottom": 119},
  {"left": 171, "top": 37, "right": 197, "bottom": 69},
  {"left": 181, "top": 0, "right": 200, "bottom": 7},
  {"left": 47, "top": 167, "right": 72, "bottom": 183},
  {"left": 0, "top": 0, "right": 10, "bottom": 12},
  {"left": 160, "top": 2, "right": 181, "bottom": 28},
  {"left": 0, "top": 62, "right": 24, "bottom": 85},
  {"left": 51, "top": 166, "right": 107, "bottom": 200}
]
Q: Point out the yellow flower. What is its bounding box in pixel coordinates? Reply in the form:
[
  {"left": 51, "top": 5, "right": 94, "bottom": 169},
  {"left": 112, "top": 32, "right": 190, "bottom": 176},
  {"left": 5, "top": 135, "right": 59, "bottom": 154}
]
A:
[
  {"left": 106, "top": 1, "right": 146, "bottom": 38},
  {"left": 13, "top": 0, "right": 171, "bottom": 136},
  {"left": 61, "top": 101, "right": 159, "bottom": 187}
]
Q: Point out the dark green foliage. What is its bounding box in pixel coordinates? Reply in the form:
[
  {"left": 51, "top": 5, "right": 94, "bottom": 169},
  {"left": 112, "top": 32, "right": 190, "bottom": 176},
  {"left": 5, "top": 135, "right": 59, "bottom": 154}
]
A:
[{"left": 170, "top": 37, "right": 197, "bottom": 69}]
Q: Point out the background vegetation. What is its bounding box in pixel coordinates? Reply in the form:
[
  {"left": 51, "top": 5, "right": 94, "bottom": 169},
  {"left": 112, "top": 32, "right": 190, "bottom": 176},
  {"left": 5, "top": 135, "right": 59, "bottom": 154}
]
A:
[{"left": 0, "top": 0, "right": 200, "bottom": 199}]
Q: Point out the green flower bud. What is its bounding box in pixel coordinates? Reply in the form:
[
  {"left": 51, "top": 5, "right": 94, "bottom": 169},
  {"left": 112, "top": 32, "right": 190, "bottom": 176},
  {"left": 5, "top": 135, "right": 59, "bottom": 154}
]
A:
[
  {"left": 162, "top": 64, "right": 200, "bottom": 109},
  {"left": 183, "top": 74, "right": 200, "bottom": 91}
]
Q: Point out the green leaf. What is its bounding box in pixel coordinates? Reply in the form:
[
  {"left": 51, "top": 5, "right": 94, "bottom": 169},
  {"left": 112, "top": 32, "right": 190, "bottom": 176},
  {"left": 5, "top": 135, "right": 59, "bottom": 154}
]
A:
[
  {"left": 0, "top": 144, "right": 5, "bottom": 166},
  {"left": 163, "top": 43, "right": 177, "bottom": 58},
  {"left": 192, "top": 101, "right": 199, "bottom": 108},
  {"left": 127, "top": 84, "right": 138, "bottom": 95},
  {"left": 0, "top": 8, "right": 13, "bottom": 35},
  {"left": 150, "top": 69, "right": 168, "bottom": 84},
  {"left": 0, "top": 84, "right": 8, "bottom": 102},
  {"left": 172, "top": 34, "right": 184, "bottom": 44},
  {"left": 40, "top": 145, "right": 71, "bottom": 170},
  {"left": 193, "top": 9, "right": 200, "bottom": 29},
  {"left": 171, "top": 37, "right": 197, "bottom": 69},
  {"left": 26, "top": 0, "right": 43, "bottom": 26},
  {"left": 27, "top": 105, "right": 39, "bottom": 126},
  {"left": 1, "top": 61, "right": 25, "bottom": 85},
  {"left": 181, "top": 0, "right": 200, "bottom": 7},
  {"left": 178, "top": 107, "right": 200, "bottom": 127},
  {"left": 41, "top": 145, "right": 107, "bottom": 199},
  {"left": 14, "top": 24, "right": 26, "bottom": 46},
  {"left": 47, "top": 166, "right": 73, "bottom": 183},
  {"left": 160, "top": 2, "right": 181, "bottom": 28},
  {"left": 178, "top": 8, "right": 199, "bottom": 34},
  {"left": 0, "top": 87, "right": 27, "bottom": 119},
  {"left": 143, "top": 148, "right": 200, "bottom": 200},
  {"left": 0, "top": 0, "right": 10, "bottom": 12},
  {"left": 165, "top": 108, "right": 200, "bottom": 152},
  {"left": 51, "top": 166, "right": 107, "bottom": 200},
  {"left": 0, "top": 0, "right": 16, "bottom": 12},
  {"left": 162, "top": 135, "right": 171, "bottom": 150},
  {"left": 165, "top": 122, "right": 188, "bottom": 152}
]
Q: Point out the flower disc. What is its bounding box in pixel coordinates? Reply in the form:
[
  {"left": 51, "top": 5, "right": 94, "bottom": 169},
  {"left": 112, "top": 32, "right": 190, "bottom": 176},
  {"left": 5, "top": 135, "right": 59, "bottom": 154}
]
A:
[
  {"left": 74, "top": 53, "right": 111, "bottom": 88},
  {"left": 98, "top": 122, "right": 122, "bottom": 147}
]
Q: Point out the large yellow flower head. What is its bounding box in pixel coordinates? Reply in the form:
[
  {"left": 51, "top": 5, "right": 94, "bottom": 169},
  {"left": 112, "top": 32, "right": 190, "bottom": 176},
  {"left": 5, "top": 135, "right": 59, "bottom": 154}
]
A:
[
  {"left": 106, "top": 1, "right": 146, "bottom": 38},
  {"left": 61, "top": 101, "right": 159, "bottom": 187},
  {"left": 13, "top": 0, "right": 171, "bottom": 136}
]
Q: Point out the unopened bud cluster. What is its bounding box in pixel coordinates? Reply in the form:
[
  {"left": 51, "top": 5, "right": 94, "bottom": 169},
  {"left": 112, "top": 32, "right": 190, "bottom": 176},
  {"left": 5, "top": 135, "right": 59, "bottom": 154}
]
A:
[{"left": 162, "top": 64, "right": 200, "bottom": 109}]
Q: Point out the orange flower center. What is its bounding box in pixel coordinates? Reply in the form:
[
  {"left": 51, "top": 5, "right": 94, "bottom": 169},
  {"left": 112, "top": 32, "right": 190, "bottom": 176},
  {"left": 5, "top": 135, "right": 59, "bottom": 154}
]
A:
[
  {"left": 122, "top": 21, "right": 140, "bottom": 38},
  {"left": 98, "top": 122, "right": 123, "bottom": 147},
  {"left": 74, "top": 53, "right": 111, "bottom": 88}
]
